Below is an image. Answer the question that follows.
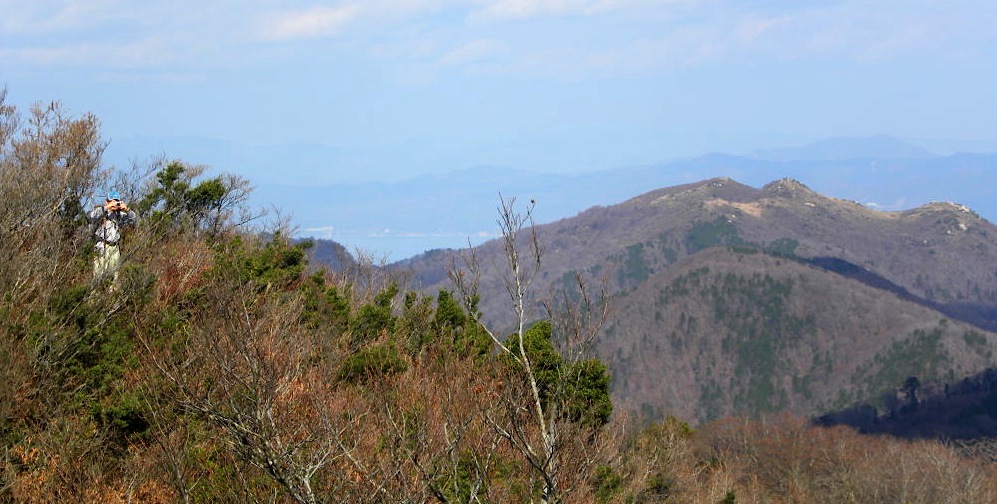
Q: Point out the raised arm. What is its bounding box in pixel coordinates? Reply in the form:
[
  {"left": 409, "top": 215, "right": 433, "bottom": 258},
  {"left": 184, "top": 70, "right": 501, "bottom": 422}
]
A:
[{"left": 86, "top": 205, "right": 105, "bottom": 225}]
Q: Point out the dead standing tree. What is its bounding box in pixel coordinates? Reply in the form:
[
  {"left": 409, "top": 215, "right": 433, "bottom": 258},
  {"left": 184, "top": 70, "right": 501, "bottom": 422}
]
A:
[{"left": 449, "top": 196, "right": 611, "bottom": 503}]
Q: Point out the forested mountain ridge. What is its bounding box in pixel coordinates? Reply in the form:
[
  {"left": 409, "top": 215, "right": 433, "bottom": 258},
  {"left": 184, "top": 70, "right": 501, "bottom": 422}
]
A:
[
  {"left": 551, "top": 176, "right": 997, "bottom": 306},
  {"left": 403, "top": 176, "right": 997, "bottom": 312},
  {"left": 605, "top": 247, "right": 997, "bottom": 424},
  {"left": 399, "top": 177, "right": 997, "bottom": 424}
]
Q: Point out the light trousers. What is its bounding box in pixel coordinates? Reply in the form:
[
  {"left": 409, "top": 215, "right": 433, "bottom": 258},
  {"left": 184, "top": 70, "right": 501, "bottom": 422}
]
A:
[{"left": 93, "top": 244, "right": 122, "bottom": 284}]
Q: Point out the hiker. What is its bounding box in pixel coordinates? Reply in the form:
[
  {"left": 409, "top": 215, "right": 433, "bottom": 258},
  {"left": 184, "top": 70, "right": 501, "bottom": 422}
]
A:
[{"left": 87, "top": 190, "right": 137, "bottom": 287}]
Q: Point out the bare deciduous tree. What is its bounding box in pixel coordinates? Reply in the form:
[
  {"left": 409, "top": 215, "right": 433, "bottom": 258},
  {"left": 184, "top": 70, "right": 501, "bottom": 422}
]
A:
[
  {"left": 0, "top": 92, "right": 106, "bottom": 309},
  {"left": 449, "top": 195, "right": 613, "bottom": 503},
  {"left": 139, "top": 251, "right": 345, "bottom": 504}
]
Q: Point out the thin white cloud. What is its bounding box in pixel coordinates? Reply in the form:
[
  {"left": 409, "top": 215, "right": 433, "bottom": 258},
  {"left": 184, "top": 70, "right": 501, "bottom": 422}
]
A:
[
  {"left": 369, "top": 0, "right": 462, "bottom": 19},
  {"left": 0, "top": 36, "right": 177, "bottom": 69},
  {"left": 458, "top": 20, "right": 721, "bottom": 78},
  {"left": 3, "top": 0, "right": 994, "bottom": 79},
  {"left": 734, "top": 16, "right": 788, "bottom": 44},
  {"left": 743, "top": 1, "right": 997, "bottom": 62},
  {"left": 469, "top": 0, "right": 670, "bottom": 22},
  {"left": 436, "top": 39, "right": 509, "bottom": 66},
  {"left": 1, "top": 1, "right": 256, "bottom": 70},
  {"left": 474, "top": 0, "right": 552, "bottom": 21},
  {"left": 258, "top": 5, "right": 363, "bottom": 41},
  {"left": 0, "top": 0, "right": 125, "bottom": 35},
  {"left": 858, "top": 23, "right": 934, "bottom": 62}
]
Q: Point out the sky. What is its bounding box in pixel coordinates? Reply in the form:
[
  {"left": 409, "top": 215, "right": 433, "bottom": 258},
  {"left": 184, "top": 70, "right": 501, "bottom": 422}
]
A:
[{"left": 3, "top": 0, "right": 996, "bottom": 184}]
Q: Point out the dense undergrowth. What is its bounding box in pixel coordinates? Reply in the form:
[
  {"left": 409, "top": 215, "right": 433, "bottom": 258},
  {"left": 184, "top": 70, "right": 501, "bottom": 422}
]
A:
[{"left": 2, "top": 92, "right": 997, "bottom": 503}]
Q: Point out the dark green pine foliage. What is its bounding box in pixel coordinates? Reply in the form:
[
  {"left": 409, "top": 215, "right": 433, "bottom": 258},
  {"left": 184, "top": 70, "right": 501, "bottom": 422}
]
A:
[
  {"left": 138, "top": 161, "right": 228, "bottom": 236},
  {"left": 349, "top": 283, "right": 399, "bottom": 350},
  {"left": 209, "top": 233, "right": 308, "bottom": 293},
  {"left": 565, "top": 358, "right": 613, "bottom": 428},
  {"left": 434, "top": 290, "right": 491, "bottom": 358},
  {"left": 505, "top": 320, "right": 613, "bottom": 428},
  {"left": 336, "top": 344, "right": 407, "bottom": 384},
  {"left": 26, "top": 281, "right": 152, "bottom": 449},
  {"left": 505, "top": 321, "right": 565, "bottom": 408},
  {"left": 336, "top": 283, "right": 409, "bottom": 383}
]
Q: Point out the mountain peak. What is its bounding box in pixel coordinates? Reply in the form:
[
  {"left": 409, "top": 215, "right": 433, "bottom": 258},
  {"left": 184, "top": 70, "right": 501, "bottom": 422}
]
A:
[
  {"left": 637, "top": 177, "right": 758, "bottom": 206},
  {"left": 761, "top": 178, "right": 816, "bottom": 199},
  {"left": 902, "top": 201, "right": 980, "bottom": 225},
  {"left": 696, "top": 177, "right": 759, "bottom": 202},
  {"left": 705, "top": 176, "right": 734, "bottom": 186}
]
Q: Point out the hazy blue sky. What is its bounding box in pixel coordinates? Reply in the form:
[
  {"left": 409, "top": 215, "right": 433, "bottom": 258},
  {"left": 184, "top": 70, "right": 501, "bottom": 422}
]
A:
[{"left": 4, "top": 0, "right": 996, "bottom": 184}]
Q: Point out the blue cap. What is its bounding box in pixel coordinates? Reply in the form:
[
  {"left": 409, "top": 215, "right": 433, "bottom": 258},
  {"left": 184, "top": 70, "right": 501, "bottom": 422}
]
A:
[{"left": 107, "top": 190, "right": 121, "bottom": 201}]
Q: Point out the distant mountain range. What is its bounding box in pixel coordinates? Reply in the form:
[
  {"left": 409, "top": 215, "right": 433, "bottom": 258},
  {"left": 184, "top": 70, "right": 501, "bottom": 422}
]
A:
[
  {"left": 387, "top": 177, "right": 997, "bottom": 428},
  {"left": 105, "top": 135, "right": 997, "bottom": 260}
]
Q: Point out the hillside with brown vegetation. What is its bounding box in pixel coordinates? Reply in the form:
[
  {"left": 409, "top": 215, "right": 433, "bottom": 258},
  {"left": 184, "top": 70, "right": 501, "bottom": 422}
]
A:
[
  {"left": 4, "top": 91, "right": 997, "bottom": 502},
  {"left": 404, "top": 176, "right": 997, "bottom": 321},
  {"left": 401, "top": 176, "right": 997, "bottom": 427},
  {"left": 604, "top": 246, "right": 997, "bottom": 424}
]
